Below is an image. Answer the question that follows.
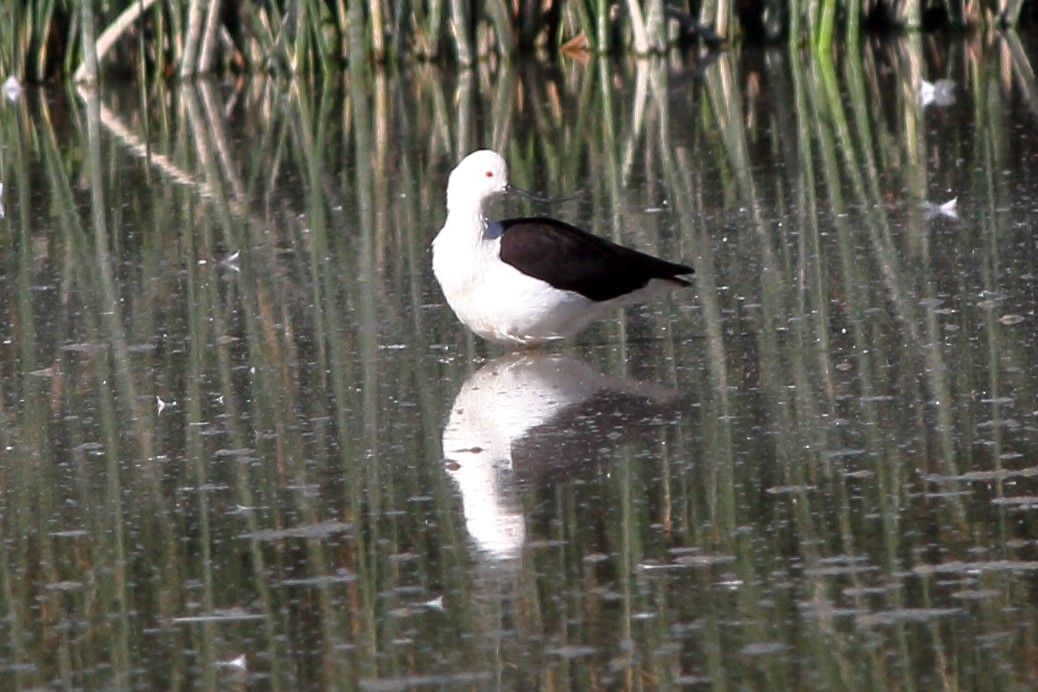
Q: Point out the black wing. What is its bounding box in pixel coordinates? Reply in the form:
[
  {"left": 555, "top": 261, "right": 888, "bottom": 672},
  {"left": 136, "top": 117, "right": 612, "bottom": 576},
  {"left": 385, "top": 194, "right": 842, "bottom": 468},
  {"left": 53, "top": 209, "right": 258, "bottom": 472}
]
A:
[{"left": 498, "top": 217, "right": 693, "bottom": 302}]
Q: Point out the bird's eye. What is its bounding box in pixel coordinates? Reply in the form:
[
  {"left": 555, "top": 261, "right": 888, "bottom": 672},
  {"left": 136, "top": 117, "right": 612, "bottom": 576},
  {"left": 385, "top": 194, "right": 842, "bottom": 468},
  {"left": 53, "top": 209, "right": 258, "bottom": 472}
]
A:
[{"left": 485, "top": 171, "right": 494, "bottom": 178}]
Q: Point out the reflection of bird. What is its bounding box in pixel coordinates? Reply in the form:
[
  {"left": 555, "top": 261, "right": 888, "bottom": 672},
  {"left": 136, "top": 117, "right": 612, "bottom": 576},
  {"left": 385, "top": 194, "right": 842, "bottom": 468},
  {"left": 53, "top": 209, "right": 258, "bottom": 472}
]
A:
[
  {"left": 442, "top": 353, "right": 683, "bottom": 559},
  {"left": 432, "top": 150, "right": 694, "bottom": 346}
]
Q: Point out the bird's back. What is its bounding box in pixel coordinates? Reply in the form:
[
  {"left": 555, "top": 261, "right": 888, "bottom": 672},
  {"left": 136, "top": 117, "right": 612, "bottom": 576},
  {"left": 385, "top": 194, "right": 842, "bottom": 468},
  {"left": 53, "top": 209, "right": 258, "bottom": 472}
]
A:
[{"left": 498, "top": 217, "right": 693, "bottom": 302}]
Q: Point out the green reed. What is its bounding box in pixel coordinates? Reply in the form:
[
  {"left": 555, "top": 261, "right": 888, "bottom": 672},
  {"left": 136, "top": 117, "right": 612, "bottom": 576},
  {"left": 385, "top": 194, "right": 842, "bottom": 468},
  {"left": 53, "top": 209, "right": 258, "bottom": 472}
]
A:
[{"left": 0, "top": 1, "right": 1033, "bottom": 79}]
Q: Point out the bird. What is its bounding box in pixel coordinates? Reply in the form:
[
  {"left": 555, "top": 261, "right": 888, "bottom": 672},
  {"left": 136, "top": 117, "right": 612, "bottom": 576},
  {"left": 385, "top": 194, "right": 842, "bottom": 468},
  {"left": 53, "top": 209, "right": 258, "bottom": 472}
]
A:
[{"left": 431, "top": 150, "right": 694, "bottom": 346}]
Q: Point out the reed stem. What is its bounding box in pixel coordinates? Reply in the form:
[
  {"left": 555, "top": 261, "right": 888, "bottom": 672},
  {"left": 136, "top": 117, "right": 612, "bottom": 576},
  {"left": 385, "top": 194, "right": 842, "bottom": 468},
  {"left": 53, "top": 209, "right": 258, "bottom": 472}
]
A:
[{"left": 1, "top": 1, "right": 1035, "bottom": 78}]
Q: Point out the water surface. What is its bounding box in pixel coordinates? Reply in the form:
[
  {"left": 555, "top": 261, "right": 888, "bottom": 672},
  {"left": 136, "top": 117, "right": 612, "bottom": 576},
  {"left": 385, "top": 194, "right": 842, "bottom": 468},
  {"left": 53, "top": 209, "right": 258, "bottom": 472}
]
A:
[{"left": 1, "top": 33, "right": 1037, "bottom": 690}]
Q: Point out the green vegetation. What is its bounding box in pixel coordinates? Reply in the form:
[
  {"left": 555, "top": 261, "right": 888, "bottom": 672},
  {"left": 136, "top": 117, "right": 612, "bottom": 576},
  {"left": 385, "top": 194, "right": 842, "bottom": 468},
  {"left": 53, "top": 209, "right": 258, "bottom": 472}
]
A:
[{"left": 0, "top": 0, "right": 1033, "bottom": 80}]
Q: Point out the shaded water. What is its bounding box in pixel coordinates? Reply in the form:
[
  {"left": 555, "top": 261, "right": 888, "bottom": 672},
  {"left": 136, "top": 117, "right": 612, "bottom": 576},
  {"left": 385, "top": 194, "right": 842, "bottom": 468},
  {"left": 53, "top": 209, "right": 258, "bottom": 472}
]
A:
[{"left": 1, "top": 32, "right": 1038, "bottom": 690}]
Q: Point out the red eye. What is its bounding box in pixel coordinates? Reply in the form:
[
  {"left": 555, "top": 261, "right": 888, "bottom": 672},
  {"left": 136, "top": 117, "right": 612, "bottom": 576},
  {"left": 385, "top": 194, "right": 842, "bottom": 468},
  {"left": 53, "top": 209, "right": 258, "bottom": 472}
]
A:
[{"left": 485, "top": 171, "right": 494, "bottom": 178}]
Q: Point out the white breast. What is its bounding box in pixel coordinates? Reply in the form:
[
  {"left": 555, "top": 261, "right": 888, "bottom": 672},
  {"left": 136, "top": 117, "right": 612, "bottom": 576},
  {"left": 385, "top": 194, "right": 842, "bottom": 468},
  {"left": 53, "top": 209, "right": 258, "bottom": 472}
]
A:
[{"left": 433, "top": 220, "right": 595, "bottom": 345}]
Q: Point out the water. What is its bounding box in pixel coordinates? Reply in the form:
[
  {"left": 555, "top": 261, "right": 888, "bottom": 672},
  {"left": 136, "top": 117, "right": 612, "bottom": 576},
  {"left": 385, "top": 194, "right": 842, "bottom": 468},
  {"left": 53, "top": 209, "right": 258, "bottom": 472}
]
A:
[{"left": 1, "top": 34, "right": 1037, "bottom": 690}]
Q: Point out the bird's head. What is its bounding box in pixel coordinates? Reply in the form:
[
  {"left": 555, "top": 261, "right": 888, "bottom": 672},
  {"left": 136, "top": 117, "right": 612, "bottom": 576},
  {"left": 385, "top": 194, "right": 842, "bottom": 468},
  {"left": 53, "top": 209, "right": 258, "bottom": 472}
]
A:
[{"left": 446, "top": 149, "right": 511, "bottom": 214}]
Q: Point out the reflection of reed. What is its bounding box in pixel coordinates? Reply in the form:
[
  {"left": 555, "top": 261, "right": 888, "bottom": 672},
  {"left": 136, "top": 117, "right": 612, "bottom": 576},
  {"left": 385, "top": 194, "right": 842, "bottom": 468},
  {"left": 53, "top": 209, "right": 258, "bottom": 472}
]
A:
[
  {"left": 1002, "top": 31, "right": 1038, "bottom": 121},
  {"left": 77, "top": 85, "right": 209, "bottom": 189},
  {"left": 78, "top": 82, "right": 272, "bottom": 235}
]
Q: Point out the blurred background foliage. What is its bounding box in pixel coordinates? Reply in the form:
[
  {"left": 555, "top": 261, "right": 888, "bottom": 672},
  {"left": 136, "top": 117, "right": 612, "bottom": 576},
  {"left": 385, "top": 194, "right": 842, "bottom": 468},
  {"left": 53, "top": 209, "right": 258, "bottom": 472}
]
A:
[{"left": 0, "top": 0, "right": 1036, "bottom": 82}]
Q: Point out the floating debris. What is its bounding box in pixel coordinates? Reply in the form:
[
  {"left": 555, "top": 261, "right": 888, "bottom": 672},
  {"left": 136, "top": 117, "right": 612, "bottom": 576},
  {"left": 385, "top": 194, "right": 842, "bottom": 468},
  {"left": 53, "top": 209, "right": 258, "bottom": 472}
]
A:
[
  {"left": 676, "top": 553, "right": 737, "bottom": 568},
  {"left": 913, "top": 560, "right": 1038, "bottom": 576},
  {"left": 172, "top": 609, "right": 266, "bottom": 624},
  {"left": 998, "top": 314, "right": 1025, "bottom": 326},
  {"left": 217, "top": 654, "right": 247, "bottom": 671},
  {"left": 45, "top": 580, "right": 85, "bottom": 592},
  {"left": 858, "top": 607, "right": 961, "bottom": 626},
  {"left": 919, "top": 78, "right": 955, "bottom": 107},
  {"left": 545, "top": 645, "right": 597, "bottom": 659},
  {"left": 61, "top": 341, "right": 108, "bottom": 354},
  {"left": 240, "top": 519, "right": 353, "bottom": 541},
  {"left": 922, "top": 197, "right": 958, "bottom": 220},
  {"left": 0, "top": 181, "right": 4, "bottom": 219},
  {"left": 559, "top": 31, "right": 590, "bottom": 59},
  {"left": 359, "top": 672, "right": 495, "bottom": 691},
  {"left": 2, "top": 76, "right": 21, "bottom": 102},
  {"left": 766, "top": 484, "right": 818, "bottom": 494},
  {"left": 219, "top": 250, "right": 241, "bottom": 272},
  {"left": 226, "top": 504, "right": 265, "bottom": 515},
  {"left": 278, "top": 569, "right": 357, "bottom": 587},
  {"left": 739, "top": 641, "right": 790, "bottom": 656}
]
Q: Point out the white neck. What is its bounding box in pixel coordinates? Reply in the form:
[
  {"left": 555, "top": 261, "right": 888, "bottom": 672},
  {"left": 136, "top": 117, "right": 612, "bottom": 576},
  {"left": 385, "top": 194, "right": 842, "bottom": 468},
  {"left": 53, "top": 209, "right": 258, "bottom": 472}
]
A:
[{"left": 441, "top": 194, "right": 499, "bottom": 244}]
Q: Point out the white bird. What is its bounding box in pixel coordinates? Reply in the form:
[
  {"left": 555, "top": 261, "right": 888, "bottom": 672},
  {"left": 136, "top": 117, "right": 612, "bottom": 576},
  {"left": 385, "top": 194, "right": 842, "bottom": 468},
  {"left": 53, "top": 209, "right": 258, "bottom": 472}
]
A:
[{"left": 432, "top": 150, "right": 693, "bottom": 346}]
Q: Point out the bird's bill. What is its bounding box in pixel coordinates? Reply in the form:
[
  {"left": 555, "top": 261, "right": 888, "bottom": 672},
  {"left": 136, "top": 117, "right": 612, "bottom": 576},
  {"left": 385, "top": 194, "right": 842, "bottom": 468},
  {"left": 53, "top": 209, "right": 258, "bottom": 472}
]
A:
[
  {"left": 506, "top": 184, "right": 577, "bottom": 205},
  {"left": 506, "top": 183, "right": 550, "bottom": 203}
]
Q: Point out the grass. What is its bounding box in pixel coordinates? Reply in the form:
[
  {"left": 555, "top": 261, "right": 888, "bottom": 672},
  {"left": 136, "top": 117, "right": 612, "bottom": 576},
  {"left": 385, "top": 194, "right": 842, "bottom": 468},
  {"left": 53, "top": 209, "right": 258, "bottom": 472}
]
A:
[{"left": 0, "top": 1, "right": 1033, "bottom": 80}]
